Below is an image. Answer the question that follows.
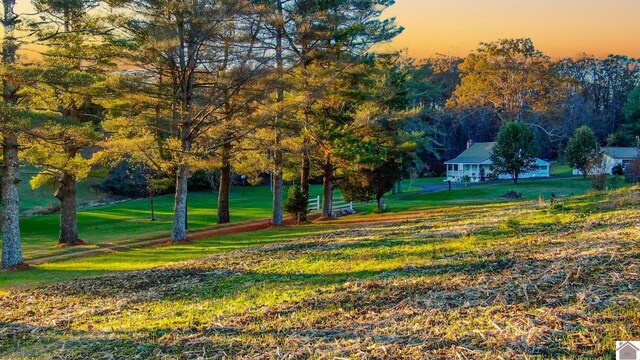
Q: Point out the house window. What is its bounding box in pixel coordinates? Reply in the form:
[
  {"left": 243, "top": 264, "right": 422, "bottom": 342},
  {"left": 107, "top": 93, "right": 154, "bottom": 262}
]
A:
[{"left": 453, "top": 164, "right": 459, "bottom": 171}]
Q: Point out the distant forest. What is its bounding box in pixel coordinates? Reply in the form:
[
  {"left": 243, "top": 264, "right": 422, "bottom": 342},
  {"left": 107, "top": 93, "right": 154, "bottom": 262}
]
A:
[{"left": 409, "top": 38, "right": 640, "bottom": 174}]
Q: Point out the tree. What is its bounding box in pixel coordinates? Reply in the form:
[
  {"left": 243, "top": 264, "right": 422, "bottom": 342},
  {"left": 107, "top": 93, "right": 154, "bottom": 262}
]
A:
[
  {"left": 237, "top": 0, "right": 403, "bottom": 222},
  {"left": 146, "top": 177, "right": 172, "bottom": 222},
  {"left": 1, "top": 0, "right": 25, "bottom": 268},
  {"left": 408, "top": 55, "right": 462, "bottom": 109},
  {"left": 283, "top": 185, "right": 308, "bottom": 224},
  {"left": 448, "top": 39, "right": 564, "bottom": 124},
  {"left": 624, "top": 85, "right": 640, "bottom": 139},
  {"left": 107, "top": 0, "right": 269, "bottom": 241},
  {"left": 334, "top": 55, "right": 421, "bottom": 212},
  {"left": 565, "top": 125, "right": 601, "bottom": 178},
  {"left": 339, "top": 159, "right": 400, "bottom": 212},
  {"left": 490, "top": 121, "right": 537, "bottom": 184},
  {"left": 19, "top": 0, "right": 112, "bottom": 246},
  {"left": 606, "top": 130, "right": 632, "bottom": 147},
  {"left": 558, "top": 55, "right": 640, "bottom": 137}
]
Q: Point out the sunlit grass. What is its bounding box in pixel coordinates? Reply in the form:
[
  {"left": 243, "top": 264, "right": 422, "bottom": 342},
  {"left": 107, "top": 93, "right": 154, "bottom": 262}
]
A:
[
  {"left": 12, "top": 175, "right": 612, "bottom": 262},
  {"left": 1, "top": 185, "right": 639, "bottom": 357}
]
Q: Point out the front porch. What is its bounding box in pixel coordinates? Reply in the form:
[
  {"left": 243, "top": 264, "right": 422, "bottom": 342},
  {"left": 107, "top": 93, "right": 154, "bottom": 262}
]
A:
[{"left": 446, "top": 163, "right": 491, "bottom": 182}]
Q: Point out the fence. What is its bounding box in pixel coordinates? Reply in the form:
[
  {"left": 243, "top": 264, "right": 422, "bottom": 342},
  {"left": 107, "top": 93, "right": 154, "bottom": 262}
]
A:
[
  {"left": 307, "top": 195, "right": 321, "bottom": 211},
  {"left": 307, "top": 196, "right": 354, "bottom": 214},
  {"left": 332, "top": 200, "right": 354, "bottom": 213}
]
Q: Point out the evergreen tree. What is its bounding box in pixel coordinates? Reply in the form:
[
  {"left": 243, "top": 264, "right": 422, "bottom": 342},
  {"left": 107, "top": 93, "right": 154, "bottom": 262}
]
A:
[
  {"left": 624, "top": 85, "right": 640, "bottom": 139},
  {"left": 284, "top": 186, "right": 308, "bottom": 224},
  {"left": 565, "top": 126, "right": 601, "bottom": 178},
  {"left": 105, "top": 0, "right": 269, "bottom": 240},
  {"left": 20, "top": 0, "right": 113, "bottom": 246},
  {"left": 490, "top": 122, "right": 538, "bottom": 184},
  {"left": 1, "top": 0, "right": 27, "bottom": 267}
]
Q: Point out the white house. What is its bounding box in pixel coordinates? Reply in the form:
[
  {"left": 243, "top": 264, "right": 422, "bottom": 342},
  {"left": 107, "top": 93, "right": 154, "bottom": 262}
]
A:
[
  {"left": 572, "top": 147, "right": 640, "bottom": 176},
  {"left": 445, "top": 142, "right": 550, "bottom": 182}
]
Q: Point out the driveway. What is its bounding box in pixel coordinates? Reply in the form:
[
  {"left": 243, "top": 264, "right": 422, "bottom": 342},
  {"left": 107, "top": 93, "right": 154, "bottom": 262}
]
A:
[{"left": 414, "top": 176, "right": 571, "bottom": 193}]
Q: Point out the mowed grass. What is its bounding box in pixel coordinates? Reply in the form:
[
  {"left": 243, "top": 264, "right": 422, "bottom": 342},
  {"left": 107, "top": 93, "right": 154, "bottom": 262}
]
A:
[
  {"left": 9, "top": 174, "right": 626, "bottom": 260},
  {"left": 359, "top": 175, "right": 626, "bottom": 214},
  {"left": 17, "top": 184, "right": 335, "bottom": 260},
  {"left": 0, "top": 185, "right": 638, "bottom": 358},
  {"left": 17, "top": 166, "right": 107, "bottom": 211}
]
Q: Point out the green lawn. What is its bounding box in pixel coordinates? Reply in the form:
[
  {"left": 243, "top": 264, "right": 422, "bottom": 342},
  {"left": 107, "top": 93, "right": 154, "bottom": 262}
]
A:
[
  {"left": 550, "top": 161, "right": 573, "bottom": 176},
  {"left": 18, "top": 184, "right": 338, "bottom": 260},
  {"left": 360, "top": 176, "right": 626, "bottom": 214},
  {"left": 9, "top": 173, "right": 628, "bottom": 261},
  {"left": 17, "top": 166, "right": 108, "bottom": 211},
  {"left": 1, "top": 174, "right": 626, "bottom": 279},
  {"left": 0, "top": 185, "right": 638, "bottom": 358}
]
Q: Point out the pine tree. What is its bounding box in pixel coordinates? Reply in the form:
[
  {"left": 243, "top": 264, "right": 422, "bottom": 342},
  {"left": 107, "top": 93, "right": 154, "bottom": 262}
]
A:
[
  {"left": 268, "top": 0, "right": 402, "bottom": 218},
  {"left": 105, "top": 0, "right": 270, "bottom": 240},
  {"left": 1, "top": 0, "right": 25, "bottom": 268},
  {"left": 21, "top": 0, "right": 113, "bottom": 246}
]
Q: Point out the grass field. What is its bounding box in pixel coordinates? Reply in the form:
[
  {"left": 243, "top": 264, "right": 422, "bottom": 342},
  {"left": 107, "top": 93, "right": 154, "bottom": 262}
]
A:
[
  {"left": 16, "top": 166, "right": 108, "bottom": 211},
  {"left": 0, "top": 183, "right": 638, "bottom": 358},
  {"left": 10, "top": 173, "right": 628, "bottom": 261},
  {"left": 2, "top": 175, "right": 626, "bottom": 288},
  {"left": 17, "top": 183, "right": 337, "bottom": 260}
]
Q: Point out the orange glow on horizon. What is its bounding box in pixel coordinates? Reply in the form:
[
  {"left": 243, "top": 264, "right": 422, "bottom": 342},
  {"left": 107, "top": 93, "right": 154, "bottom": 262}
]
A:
[
  {"left": 381, "top": 0, "right": 640, "bottom": 59},
  {"left": 9, "top": 0, "right": 640, "bottom": 60}
]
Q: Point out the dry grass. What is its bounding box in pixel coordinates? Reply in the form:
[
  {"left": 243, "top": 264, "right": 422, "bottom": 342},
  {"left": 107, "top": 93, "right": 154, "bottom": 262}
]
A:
[{"left": 0, "top": 187, "right": 639, "bottom": 359}]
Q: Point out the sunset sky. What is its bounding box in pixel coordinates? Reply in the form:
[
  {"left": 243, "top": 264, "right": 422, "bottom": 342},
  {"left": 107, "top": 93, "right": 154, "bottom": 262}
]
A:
[
  {"left": 10, "top": 0, "right": 640, "bottom": 59},
  {"left": 381, "top": 0, "right": 640, "bottom": 59}
]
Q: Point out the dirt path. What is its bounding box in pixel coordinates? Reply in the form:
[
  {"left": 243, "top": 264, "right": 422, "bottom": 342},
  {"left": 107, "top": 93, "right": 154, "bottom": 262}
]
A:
[{"left": 27, "top": 214, "right": 319, "bottom": 266}]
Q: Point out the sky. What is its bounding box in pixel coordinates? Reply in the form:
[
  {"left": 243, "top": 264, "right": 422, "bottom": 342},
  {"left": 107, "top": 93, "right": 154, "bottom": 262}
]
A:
[
  {"left": 9, "top": 0, "right": 640, "bottom": 60},
  {"left": 380, "top": 0, "right": 640, "bottom": 59}
]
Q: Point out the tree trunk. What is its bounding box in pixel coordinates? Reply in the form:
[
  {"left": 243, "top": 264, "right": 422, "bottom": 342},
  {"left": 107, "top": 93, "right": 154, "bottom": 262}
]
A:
[
  {"left": 377, "top": 195, "right": 384, "bottom": 212},
  {"left": 299, "top": 149, "right": 310, "bottom": 222},
  {"left": 55, "top": 172, "right": 80, "bottom": 246},
  {"left": 1, "top": 133, "right": 23, "bottom": 268},
  {"left": 513, "top": 173, "right": 519, "bottom": 184},
  {"left": 322, "top": 156, "right": 333, "bottom": 218},
  {"left": 271, "top": 0, "right": 285, "bottom": 226},
  {"left": 1, "top": 0, "right": 24, "bottom": 268},
  {"left": 217, "top": 143, "right": 232, "bottom": 224},
  {"left": 150, "top": 193, "right": 156, "bottom": 221},
  {"left": 172, "top": 164, "right": 189, "bottom": 241},
  {"left": 272, "top": 147, "right": 284, "bottom": 226}
]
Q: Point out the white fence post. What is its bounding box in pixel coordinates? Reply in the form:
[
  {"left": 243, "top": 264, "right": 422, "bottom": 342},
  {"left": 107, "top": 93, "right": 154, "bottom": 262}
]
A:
[{"left": 307, "top": 195, "right": 321, "bottom": 211}]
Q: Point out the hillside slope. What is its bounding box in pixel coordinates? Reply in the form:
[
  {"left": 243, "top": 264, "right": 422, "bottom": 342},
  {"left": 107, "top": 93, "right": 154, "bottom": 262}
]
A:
[{"left": 1, "top": 187, "right": 639, "bottom": 358}]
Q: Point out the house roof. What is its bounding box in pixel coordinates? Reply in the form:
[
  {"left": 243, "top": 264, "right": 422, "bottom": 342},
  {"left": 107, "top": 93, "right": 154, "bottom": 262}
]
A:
[
  {"left": 445, "top": 142, "right": 494, "bottom": 164},
  {"left": 603, "top": 147, "right": 639, "bottom": 160},
  {"left": 445, "top": 142, "right": 549, "bottom": 165}
]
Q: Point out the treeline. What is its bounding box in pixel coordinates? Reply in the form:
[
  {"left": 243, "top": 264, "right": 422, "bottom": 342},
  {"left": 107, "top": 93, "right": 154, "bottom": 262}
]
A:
[
  {"left": 3, "top": 2, "right": 640, "bottom": 271},
  {"left": 415, "top": 38, "right": 640, "bottom": 170},
  {"left": 1, "top": 0, "right": 429, "bottom": 269}
]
